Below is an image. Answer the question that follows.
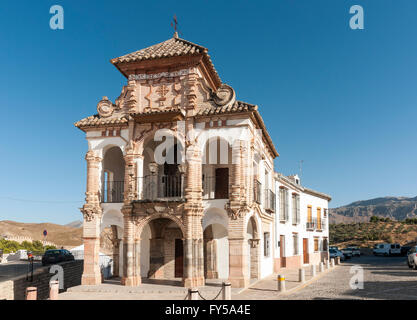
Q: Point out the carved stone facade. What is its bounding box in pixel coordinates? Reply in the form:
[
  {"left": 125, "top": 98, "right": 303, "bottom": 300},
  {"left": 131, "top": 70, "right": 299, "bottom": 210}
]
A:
[{"left": 75, "top": 34, "right": 330, "bottom": 288}]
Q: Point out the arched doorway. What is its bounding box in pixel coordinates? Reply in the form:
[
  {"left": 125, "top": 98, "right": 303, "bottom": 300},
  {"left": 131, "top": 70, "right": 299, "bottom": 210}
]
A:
[
  {"left": 139, "top": 217, "right": 185, "bottom": 284},
  {"left": 102, "top": 146, "right": 125, "bottom": 203},
  {"left": 247, "top": 216, "right": 260, "bottom": 281},
  {"left": 203, "top": 223, "right": 229, "bottom": 280},
  {"left": 100, "top": 210, "right": 124, "bottom": 279},
  {"left": 142, "top": 136, "right": 185, "bottom": 200}
]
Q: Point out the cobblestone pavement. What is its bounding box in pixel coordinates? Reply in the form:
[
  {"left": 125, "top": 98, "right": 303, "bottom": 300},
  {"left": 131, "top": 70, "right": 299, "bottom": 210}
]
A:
[
  {"left": 280, "top": 255, "right": 417, "bottom": 300},
  {"left": 59, "top": 256, "right": 416, "bottom": 300}
]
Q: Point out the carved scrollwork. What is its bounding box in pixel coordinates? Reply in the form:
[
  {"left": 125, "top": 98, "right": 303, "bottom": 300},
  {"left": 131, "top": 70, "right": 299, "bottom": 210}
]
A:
[
  {"left": 97, "top": 96, "right": 114, "bottom": 118},
  {"left": 212, "top": 84, "right": 235, "bottom": 107},
  {"left": 81, "top": 206, "right": 100, "bottom": 222}
]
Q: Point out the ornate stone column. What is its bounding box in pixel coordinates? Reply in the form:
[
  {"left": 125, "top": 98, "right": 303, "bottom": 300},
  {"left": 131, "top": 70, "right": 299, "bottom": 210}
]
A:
[
  {"left": 121, "top": 142, "right": 140, "bottom": 286},
  {"left": 183, "top": 141, "right": 204, "bottom": 287},
  {"left": 121, "top": 207, "right": 136, "bottom": 286},
  {"left": 81, "top": 150, "right": 102, "bottom": 285}
]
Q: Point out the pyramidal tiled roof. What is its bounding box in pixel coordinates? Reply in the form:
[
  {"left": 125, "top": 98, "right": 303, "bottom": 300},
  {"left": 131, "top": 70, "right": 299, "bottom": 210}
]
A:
[
  {"left": 110, "top": 35, "right": 221, "bottom": 86},
  {"left": 111, "top": 37, "right": 206, "bottom": 63}
]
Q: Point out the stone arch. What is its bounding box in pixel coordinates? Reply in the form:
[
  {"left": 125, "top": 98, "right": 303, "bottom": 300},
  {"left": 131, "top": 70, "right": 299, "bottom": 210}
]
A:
[
  {"left": 202, "top": 208, "right": 229, "bottom": 280},
  {"left": 136, "top": 212, "right": 185, "bottom": 240},
  {"left": 137, "top": 127, "right": 186, "bottom": 156},
  {"left": 101, "top": 146, "right": 125, "bottom": 203},
  {"left": 246, "top": 214, "right": 260, "bottom": 280},
  {"left": 136, "top": 213, "right": 185, "bottom": 281}
]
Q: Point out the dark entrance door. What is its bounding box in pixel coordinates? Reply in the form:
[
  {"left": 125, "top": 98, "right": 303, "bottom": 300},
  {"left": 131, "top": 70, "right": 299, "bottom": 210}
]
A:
[
  {"left": 215, "top": 168, "right": 229, "bottom": 199},
  {"left": 303, "top": 238, "right": 309, "bottom": 264},
  {"left": 174, "top": 239, "right": 183, "bottom": 278},
  {"left": 280, "top": 235, "right": 286, "bottom": 268}
]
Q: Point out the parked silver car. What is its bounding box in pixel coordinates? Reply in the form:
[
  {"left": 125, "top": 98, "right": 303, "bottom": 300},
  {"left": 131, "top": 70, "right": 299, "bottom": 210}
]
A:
[
  {"left": 347, "top": 247, "right": 361, "bottom": 257},
  {"left": 407, "top": 246, "right": 417, "bottom": 269},
  {"left": 329, "top": 248, "right": 346, "bottom": 261}
]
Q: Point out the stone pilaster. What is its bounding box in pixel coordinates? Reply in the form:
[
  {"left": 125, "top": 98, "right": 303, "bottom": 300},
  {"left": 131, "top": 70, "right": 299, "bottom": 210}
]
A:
[
  {"left": 183, "top": 141, "right": 205, "bottom": 287},
  {"left": 81, "top": 150, "right": 102, "bottom": 285},
  {"left": 228, "top": 215, "right": 250, "bottom": 288},
  {"left": 121, "top": 205, "right": 138, "bottom": 286}
]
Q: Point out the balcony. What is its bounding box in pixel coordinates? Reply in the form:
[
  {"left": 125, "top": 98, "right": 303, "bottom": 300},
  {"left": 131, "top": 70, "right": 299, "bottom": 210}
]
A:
[
  {"left": 102, "top": 181, "right": 124, "bottom": 203},
  {"left": 254, "top": 180, "right": 262, "bottom": 204},
  {"left": 264, "top": 189, "right": 275, "bottom": 213},
  {"left": 101, "top": 174, "right": 185, "bottom": 203},
  {"left": 306, "top": 218, "right": 317, "bottom": 230}
]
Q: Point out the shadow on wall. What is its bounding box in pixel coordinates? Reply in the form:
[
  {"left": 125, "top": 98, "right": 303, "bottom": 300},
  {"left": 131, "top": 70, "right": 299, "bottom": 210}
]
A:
[{"left": 0, "top": 260, "right": 83, "bottom": 300}]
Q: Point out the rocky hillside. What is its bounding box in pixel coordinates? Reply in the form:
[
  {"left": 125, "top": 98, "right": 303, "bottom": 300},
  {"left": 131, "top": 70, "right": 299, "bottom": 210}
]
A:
[
  {"left": 0, "top": 220, "right": 82, "bottom": 247},
  {"left": 330, "top": 221, "right": 417, "bottom": 248},
  {"left": 330, "top": 196, "right": 417, "bottom": 224}
]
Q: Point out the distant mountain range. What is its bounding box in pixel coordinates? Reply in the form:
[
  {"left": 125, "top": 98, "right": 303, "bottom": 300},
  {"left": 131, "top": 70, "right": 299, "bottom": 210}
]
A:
[
  {"left": 65, "top": 220, "right": 83, "bottom": 228},
  {"left": 330, "top": 196, "right": 417, "bottom": 224}
]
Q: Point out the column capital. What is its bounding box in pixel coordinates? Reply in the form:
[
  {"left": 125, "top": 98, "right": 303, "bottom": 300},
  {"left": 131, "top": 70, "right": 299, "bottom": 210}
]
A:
[{"left": 85, "top": 150, "right": 102, "bottom": 163}]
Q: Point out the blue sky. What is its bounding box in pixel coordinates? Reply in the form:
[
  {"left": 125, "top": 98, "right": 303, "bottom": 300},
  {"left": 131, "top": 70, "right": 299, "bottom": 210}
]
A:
[{"left": 0, "top": 0, "right": 416, "bottom": 224}]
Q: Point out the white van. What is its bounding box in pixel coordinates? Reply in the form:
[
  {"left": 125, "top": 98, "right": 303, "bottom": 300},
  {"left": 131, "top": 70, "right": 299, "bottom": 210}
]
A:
[{"left": 373, "top": 243, "right": 401, "bottom": 256}]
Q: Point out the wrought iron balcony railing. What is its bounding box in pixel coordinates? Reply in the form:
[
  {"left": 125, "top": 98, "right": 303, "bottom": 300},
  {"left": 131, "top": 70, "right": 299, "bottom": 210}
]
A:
[
  {"left": 139, "top": 174, "right": 184, "bottom": 200},
  {"left": 306, "top": 218, "right": 317, "bottom": 230},
  {"left": 101, "top": 174, "right": 185, "bottom": 203},
  {"left": 102, "top": 181, "right": 124, "bottom": 203}
]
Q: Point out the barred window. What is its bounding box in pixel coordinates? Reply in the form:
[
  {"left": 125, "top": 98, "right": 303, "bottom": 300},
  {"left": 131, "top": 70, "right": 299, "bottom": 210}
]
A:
[
  {"left": 293, "top": 233, "right": 299, "bottom": 255},
  {"left": 264, "top": 232, "right": 270, "bottom": 257},
  {"left": 292, "top": 193, "right": 300, "bottom": 225},
  {"left": 279, "top": 188, "right": 289, "bottom": 222}
]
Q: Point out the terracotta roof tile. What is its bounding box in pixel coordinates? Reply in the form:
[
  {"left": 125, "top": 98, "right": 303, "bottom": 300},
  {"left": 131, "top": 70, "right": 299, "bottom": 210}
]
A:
[
  {"left": 196, "top": 101, "right": 258, "bottom": 116},
  {"left": 74, "top": 114, "right": 129, "bottom": 129},
  {"left": 111, "top": 36, "right": 221, "bottom": 86}
]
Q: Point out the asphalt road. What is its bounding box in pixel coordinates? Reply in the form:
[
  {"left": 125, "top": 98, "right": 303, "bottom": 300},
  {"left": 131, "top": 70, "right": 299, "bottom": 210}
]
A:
[
  {"left": 281, "top": 255, "right": 417, "bottom": 300},
  {"left": 0, "top": 261, "right": 43, "bottom": 281}
]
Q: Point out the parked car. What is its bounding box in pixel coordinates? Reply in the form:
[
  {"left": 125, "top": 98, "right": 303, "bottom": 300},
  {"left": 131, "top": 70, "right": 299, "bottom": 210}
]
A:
[
  {"left": 407, "top": 246, "right": 417, "bottom": 269},
  {"left": 347, "top": 247, "right": 361, "bottom": 257},
  {"left": 42, "top": 249, "right": 74, "bottom": 266},
  {"left": 329, "top": 246, "right": 339, "bottom": 251},
  {"left": 401, "top": 246, "right": 412, "bottom": 256},
  {"left": 341, "top": 248, "right": 353, "bottom": 259},
  {"left": 329, "top": 249, "right": 346, "bottom": 261},
  {"left": 373, "top": 243, "right": 401, "bottom": 256}
]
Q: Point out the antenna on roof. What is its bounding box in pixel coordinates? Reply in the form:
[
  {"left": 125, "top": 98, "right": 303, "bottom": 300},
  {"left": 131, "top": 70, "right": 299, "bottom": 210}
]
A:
[
  {"left": 299, "top": 160, "right": 304, "bottom": 179},
  {"left": 171, "top": 14, "right": 180, "bottom": 38}
]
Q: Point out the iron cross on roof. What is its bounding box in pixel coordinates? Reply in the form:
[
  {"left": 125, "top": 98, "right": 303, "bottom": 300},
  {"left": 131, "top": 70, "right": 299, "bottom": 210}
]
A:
[{"left": 171, "top": 15, "right": 179, "bottom": 38}]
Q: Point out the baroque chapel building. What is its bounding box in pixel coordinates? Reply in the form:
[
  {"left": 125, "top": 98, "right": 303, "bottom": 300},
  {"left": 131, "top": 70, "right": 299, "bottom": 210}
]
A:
[{"left": 75, "top": 33, "right": 331, "bottom": 288}]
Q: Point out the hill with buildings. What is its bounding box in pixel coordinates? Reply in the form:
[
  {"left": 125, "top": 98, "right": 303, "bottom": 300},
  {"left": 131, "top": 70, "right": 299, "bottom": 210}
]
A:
[{"left": 330, "top": 196, "right": 417, "bottom": 224}]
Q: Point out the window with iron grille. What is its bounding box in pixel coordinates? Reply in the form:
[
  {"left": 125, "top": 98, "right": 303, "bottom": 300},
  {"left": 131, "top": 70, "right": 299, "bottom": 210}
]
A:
[
  {"left": 279, "top": 188, "right": 289, "bottom": 222},
  {"left": 264, "top": 232, "right": 270, "bottom": 257},
  {"left": 293, "top": 233, "right": 299, "bottom": 255},
  {"left": 292, "top": 193, "right": 300, "bottom": 225}
]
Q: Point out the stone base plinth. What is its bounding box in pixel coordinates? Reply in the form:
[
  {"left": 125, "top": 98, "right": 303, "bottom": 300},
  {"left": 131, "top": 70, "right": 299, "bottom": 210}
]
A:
[
  {"left": 121, "top": 276, "right": 140, "bottom": 286},
  {"left": 228, "top": 277, "right": 249, "bottom": 288},
  {"left": 183, "top": 277, "right": 205, "bottom": 288},
  {"left": 81, "top": 273, "right": 101, "bottom": 286}
]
